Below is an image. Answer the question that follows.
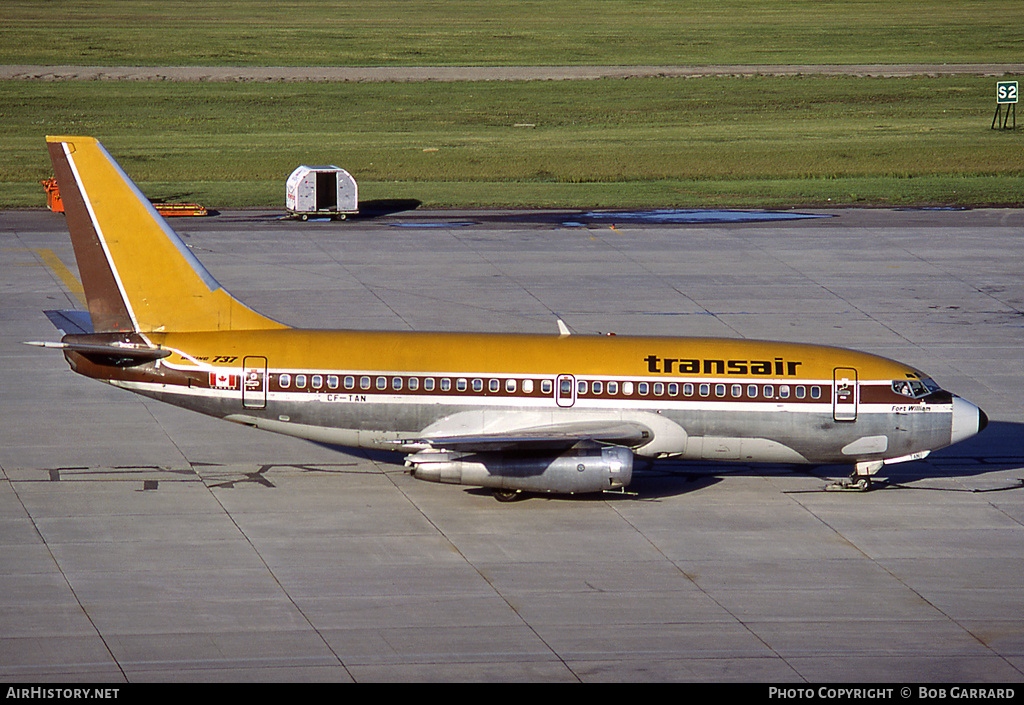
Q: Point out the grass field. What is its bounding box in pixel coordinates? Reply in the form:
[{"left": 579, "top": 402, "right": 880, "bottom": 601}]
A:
[
  {"left": 2, "top": 0, "right": 1022, "bottom": 66},
  {"left": 3, "top": 75, "right": 1020, "bottom": 209},
  {"left": 2, "top": 1, "right": 1022, "bottom": 209}
]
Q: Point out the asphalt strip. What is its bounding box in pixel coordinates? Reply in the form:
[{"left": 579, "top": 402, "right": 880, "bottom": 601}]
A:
[{"left": 2, "top": 63, "right": 1022, "bottom": 82}]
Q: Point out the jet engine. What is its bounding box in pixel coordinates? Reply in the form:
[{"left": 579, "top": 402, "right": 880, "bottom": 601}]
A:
[{"left": 406, "top": 445, "right": 633, "bottom": 496}]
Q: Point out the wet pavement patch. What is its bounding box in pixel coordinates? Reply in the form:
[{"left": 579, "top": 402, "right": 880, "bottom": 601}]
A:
[
  {"left": 389, "top": 221, "right": 476, "bottom": 228},
  {"left": 577, "top": 209, "right": 832, "bottom": 224}
]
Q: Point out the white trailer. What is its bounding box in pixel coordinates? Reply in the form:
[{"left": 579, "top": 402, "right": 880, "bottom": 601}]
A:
[{"left": 286, "top": 165, "right": 358, "bottom": 220}]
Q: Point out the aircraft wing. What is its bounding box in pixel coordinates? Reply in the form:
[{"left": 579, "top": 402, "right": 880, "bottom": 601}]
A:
[{"left": 409, "top": 420, "right": 652, "bottom": 452}]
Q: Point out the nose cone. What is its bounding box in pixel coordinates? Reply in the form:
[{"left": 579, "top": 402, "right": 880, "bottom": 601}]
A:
[{"left": 951, "top": 396, "right": 987, "bottom": 445}]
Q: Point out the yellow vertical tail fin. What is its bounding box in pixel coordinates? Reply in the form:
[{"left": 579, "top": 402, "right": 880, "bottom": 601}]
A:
[{"left": 46, "top": 136, "right": 286, "bottom": 333}]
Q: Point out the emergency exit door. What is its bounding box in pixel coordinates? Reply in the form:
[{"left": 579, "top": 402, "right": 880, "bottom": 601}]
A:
[
  {"left": 833, "top": 367, "right": 858, "bottom": 422},
  {"left": 555, "top": 374, "right": 576, "bottom": 407}
]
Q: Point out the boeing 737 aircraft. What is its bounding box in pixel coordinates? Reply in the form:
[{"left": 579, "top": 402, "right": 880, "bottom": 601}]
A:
[{"left": 31, "top": 136, "right": 987, "bottom": 500}]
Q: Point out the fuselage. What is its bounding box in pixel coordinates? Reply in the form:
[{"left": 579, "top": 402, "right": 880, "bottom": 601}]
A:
[{"left": 63, "top": 328, "right": 985, "bottom": 470}]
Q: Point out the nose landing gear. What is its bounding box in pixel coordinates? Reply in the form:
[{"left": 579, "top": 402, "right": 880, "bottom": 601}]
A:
[
  {"left": 826, "top": 469, "right": 875, "bottom": 492},
  {"left": 826, "top": 475, "right": 873, "bottom": 492}
]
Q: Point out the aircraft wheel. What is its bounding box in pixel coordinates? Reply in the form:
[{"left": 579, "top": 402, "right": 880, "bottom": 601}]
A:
[
  {"left": 825, "top": 475, "right": 874, "bottom": 492},
  {"left": 850, "top": 476, "right": 872, "bottom": 491},
  {"left": 492, "top": 488, "right": 523, "bottom": 502}
]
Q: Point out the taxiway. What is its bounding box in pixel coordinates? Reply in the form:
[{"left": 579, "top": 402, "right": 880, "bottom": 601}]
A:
[{"left": 1, "top": 207, "right": 1022, "bottom": 681}]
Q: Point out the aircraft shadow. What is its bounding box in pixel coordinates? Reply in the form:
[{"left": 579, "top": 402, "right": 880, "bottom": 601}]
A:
[
  {"left": 310, "top": 421, "right": 1023, "bottom": 501},
  {"left": 635, "top": 420, "right": 1024, "bottom": 499}
]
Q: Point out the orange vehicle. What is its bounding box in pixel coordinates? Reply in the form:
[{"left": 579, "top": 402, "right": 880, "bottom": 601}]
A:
[
  {"left": 41, "top": 177, "right": 63, "bottom": 212},
  {"left": 41, "top": 176, "right": 206, "bottom": 216}
]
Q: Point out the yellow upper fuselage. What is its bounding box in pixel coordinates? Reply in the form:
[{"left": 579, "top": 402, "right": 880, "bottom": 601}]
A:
[{"left": 149, "top": 328, "right": 918, "bottom": 382}]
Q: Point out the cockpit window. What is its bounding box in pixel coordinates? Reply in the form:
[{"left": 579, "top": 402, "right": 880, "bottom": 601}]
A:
[{"left": 892, "top": 377, "right": 940, "bottom": 399}]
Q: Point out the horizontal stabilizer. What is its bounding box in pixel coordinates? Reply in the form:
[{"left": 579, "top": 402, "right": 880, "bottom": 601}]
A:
[
  {"left": 44, "top": 309, "right": 94, "bottom": 335},
  {"left": 24, "top": 339, "right": 170, "bottom": 367}
]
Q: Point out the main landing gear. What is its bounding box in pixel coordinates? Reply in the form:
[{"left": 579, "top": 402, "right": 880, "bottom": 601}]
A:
[{"left": 492, "top": 488, "right": 524, "bottom": 502}]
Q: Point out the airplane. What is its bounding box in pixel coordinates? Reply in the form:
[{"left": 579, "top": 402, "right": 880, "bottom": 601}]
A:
[{"left": 29, "top": 136, "right": 988, "bottom": 501}]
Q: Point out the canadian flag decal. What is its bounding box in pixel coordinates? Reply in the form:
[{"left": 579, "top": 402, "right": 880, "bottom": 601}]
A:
[{"left": 210, "top": 372, "right": 238, "bottom": 389}]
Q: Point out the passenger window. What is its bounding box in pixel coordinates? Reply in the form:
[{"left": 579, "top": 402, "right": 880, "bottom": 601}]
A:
[
  {"left": 344, "top": 375, "right": 354, "bottom": 389},
  {"left": 360, "top": 376, "right": 371, "bottom": 390},
  {"left": 764, "top": 384, "right": 774, "bottom": 398},
  {"left": 683, "top": 383, "right": 694, "bottom": 396},
  {"left": 279, "top": 374, "right": 291, "bottom": 388},
  {"left": 653, "top": 382, "right": 664, "bottom": 396},
  {"left": 747, "top": 384, "right": 758, "bottom": 398},
  {"left": 699, "top": 383, "right": 710, "bottom": 397},
  {"left": 578, "top": 380, "right": 588, "bottom": 395},
  {"left": 490, "top": 379, "right": 500, "bottom": 393},
  {"left": 715, "top": 384, "right": 726, "bottom": 397},
  {"left": 393, "top": 377, "right": 403, "bottom": 391},
  {"left": 668, "top": 383, "right": 678, "bottom": 396},
  {"left": 505, "top": 379, "right": 516, "bottom": 393},
  {"left": 795, "top": 385, "right": 806, "bottom": 399},
  {"left": 408, "top": 377, "right": 419, "bottom": 391},
  {"left": 811, "top": 386, "right": 821, "bottom": 399},
  {"left": 424, "top": 378, "right": 435, "bottom": 391},
  {"left": 607, "top": 381, "right": 619, "bottom": 395},
  {"left": 622, "top": 381, "right": 634, "bottom": 395},
  {"left": 376, "top": 376, "right": 387, "bottom": 390},
  {"left": 457, "top": 378, "right": 468, "bottom": 392},
  {"left": 312, "top": 375, "right": 323, "bottom": 388},
  {"left": 295, "top": 374, "right": 307, "bottom": 388},
  {"left": 327, "top": 375, "right": 339, "bottom": 389},
  {"left": 541, "top": 379, "right": 553, "bottom": 394},
  {"left": 523, "top": 379, "right": 534, "bottom": 394},
  {"left": 779, "top": 385, "right": 790, "bottom": 399},
  {"left": 731, "top": 384, "right": 743, "bottom": 398},
  {"left": 637, "top": 382, "right": 649, "bottom": 395},
  {"left": 440, "top": 378, "right": 451, "bottom": 392},
  {"left": 471, "top": 379, "right": 483, "bottom": 392},
  {"left": 592, "top": 381, "right": 603, "bottom": 395}
]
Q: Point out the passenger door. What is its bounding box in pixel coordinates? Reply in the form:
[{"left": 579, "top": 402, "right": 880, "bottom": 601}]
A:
[
  {"left": 833, "top": 367, "right": 858, "bottom": 422},
  {"left": 242, "top": 356, "right": 268, "bottom": 409}
]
